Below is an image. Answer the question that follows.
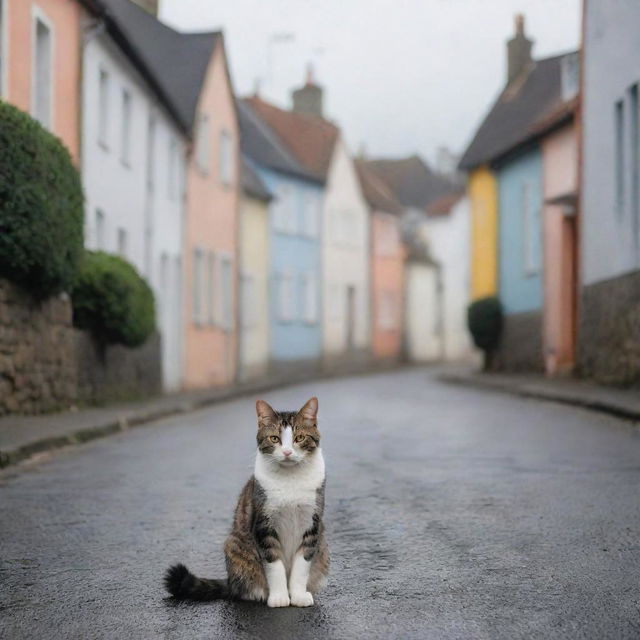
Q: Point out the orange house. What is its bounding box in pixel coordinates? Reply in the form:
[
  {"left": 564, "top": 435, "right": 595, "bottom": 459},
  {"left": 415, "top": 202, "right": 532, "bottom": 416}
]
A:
[
  {"left": 1, "top": 0, "right": 83, "bottom": 161},
  {"left": 355, "top": 160, "right": 405, "bottom": 361},
  {"left": 184, "top": 35, "right": 240, "bottom": 388}
]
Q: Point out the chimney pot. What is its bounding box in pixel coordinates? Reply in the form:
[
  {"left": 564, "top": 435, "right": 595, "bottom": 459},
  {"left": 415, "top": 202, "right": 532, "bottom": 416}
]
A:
[
  {"left": 292, "top": 65, "right": 323, "bottom": 117},
  {"left": 507, "top": 13, "right": 533, "bottom": 84}
]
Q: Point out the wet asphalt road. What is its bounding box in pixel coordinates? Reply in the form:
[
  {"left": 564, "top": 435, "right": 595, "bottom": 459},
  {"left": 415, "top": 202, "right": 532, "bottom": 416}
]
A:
[{"left": 1, "top": 368, "right": 640, "bottom": 639}]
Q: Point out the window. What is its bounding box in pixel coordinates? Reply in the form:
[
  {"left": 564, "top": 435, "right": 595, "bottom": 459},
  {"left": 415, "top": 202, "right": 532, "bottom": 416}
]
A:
[
  {"left": 206, "top": 251, "right": 215, "bottom": 325},
  {"left": 146, "top": 114, "right": 156, "bottom": 191},
  {"left": 301, "top": 191, "right": 318, "bottom": 238},
  {"left": 221, "top": 257, "right": 233, "bottom": 331},
  {"left": 522, "top": 182, "right": 540, "bottom": 275},
  {"left": 168, "top": 138, "right": 177, "bottom": 199},
  {"left": 278, "top": 272, "right": 295, "bottom": 322},
  {"left": 196, "top": 113, "right": 210, "bottom": 174},
  {"left": 120, "top": 89, "right": 132, "bottom": 165},
  {"left": 273, "top": 184, "right": 296, "bottom": 233},
  {"left": 301, "top": 272, "right": 318, "bottom": 323},
  {"left": 33, "top": 15, "right": 52, "bottom": 129},
  {"left": 615, "top": 99, "right": 625, "bottom": 215},
  {"left": 0, "top": 0, "right": 6, "bottom": 98},
  {"left": 95, "top": 209, "right": 105, "bottom": 250},
  {"left": 219, "top": 130, "right": 233, "bottom": 186},
  {"left": 630, "top": 84, "right": 640, "bottom": 255},
  {"left": 193, "top": 249, "right": 204, "bottom": 324},
  {"left": 98, "top": 68, "right": 110, "bottom": 146},
  {"left": 240, "top": 273, "right": 256, "bottom": 329},
  {"left": 117, "top": 227, "right": 127, "bottom": 258}
]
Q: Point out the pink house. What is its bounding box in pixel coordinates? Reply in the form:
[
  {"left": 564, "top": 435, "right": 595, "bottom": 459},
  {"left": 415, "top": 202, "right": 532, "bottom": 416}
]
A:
[
  {"left": 1, "top": 0, "right": 83, "bottom": 161},
  {"left": 355, "top": 160, "right": 405, "bottom": 362}
]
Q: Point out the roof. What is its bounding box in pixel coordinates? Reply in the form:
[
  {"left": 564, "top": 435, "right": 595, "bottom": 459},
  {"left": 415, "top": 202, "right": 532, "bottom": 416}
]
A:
[
  {"left": 354, "top": 160, "right": 404, "bottom": 215},
  {"left": 241, "top": 156, "right": 272, "bottom": 202},
  {"left": 426, "top": 190, "right": 464, "bottom": 217},
  {"left": 87, "top": 0, "right": 219, "bottom": 133},
  {"left": 459, "top": 53, "right": 576, "bottom": 170},
  {"left": 366, "top": 155, "right": 460, "bottom": 211},
  {"left": 237, "top": 99, "right": 321, "bottom": 183},
  {"left": 244, "top": 96, "right": 339, "bottom": 182}
]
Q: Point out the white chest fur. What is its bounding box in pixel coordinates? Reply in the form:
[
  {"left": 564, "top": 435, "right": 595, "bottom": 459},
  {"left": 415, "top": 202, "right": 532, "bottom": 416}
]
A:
[{"left": 254, "top": 449, "right": 325, "bottom": 569}]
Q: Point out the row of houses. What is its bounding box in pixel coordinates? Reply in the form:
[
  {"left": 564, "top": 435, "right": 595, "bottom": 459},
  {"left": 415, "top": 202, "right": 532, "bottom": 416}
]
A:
[
  {"left": 461, "top": 6, "right": 640, "bottom": 386},
  {"left": 1, "top": 0, "right": 473, "bottom": 391}
]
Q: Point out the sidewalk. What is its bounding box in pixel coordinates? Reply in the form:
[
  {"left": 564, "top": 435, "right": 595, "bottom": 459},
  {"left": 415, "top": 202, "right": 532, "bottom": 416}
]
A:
[{"left": 439, "top": 367, "right": 640, "bottom": 422}]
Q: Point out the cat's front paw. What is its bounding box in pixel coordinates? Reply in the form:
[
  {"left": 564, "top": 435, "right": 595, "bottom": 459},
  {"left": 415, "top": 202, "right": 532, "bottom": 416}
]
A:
[
  {"left": 267, "top": 590, "right": 290, "bottom": 608},
  {"left": 290, "top": 591, "right": 314, "bottom": 607}
]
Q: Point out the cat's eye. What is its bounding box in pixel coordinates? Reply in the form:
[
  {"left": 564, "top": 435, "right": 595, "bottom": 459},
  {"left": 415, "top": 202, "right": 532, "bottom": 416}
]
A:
[
  {"left": 269, "top": 435, "right": 280, "bottom": 443},
  {"left": 294, "top": 435, "right": 305, "bottom": 443}
]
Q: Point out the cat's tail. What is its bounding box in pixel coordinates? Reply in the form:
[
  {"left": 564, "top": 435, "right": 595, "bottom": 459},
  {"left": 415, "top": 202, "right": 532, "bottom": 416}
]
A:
[{"left": 164, "top": 563, "right": 229, "bottom": 601}]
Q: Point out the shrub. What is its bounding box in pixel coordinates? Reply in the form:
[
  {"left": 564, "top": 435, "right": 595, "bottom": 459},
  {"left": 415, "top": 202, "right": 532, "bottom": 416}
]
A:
[
  {"left": 72, "top": 252, "right": 156, "bottom": 348},
  {"left": 467, "top": 296, "right": 503, "bottom": 371},
  {"left": 0, "top": 101, "right": 84, "bottom": 298}
]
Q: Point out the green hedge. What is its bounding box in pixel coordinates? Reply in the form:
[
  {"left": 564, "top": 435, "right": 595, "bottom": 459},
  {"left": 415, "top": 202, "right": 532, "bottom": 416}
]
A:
[
  {"left": 0, "top": 101, "right": 84, "bottom": 298},
  {"left": 72, "top": 252, "right": 156, "bottom": 348}
]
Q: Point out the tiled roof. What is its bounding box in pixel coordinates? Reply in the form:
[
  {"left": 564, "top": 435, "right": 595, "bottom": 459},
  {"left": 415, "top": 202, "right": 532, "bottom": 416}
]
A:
[
  {"left": 366, "top": 155, "right": 459, "bottom": 211},
  {"left": 237, "top": 100, "right": 321, "bottom": 183},
  {"left": 244, "top": 96, "right": 339, "bottom": 182},
  {"left": 459, "top": 53, "right": 576, "bottom": 170},
  {"left": 241, "top": 156, "right": 272, "bottom": 202},
  {"left": 87, "top": 0, "right": 219, "bottom": 133},
  {"left": 354, "top": 160, "right": 404, "bottom": 215},
  {"left": 425, "top": 190, "right": 465, "bottom": 217}
]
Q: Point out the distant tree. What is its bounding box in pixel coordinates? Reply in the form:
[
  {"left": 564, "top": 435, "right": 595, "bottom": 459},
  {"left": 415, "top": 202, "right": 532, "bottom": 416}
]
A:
[
  {"left": 467, "top": 296, "right": 503, "bottom": 371},
  {"left": 0, "top": 102, "right": 84, "bottom": 298}
]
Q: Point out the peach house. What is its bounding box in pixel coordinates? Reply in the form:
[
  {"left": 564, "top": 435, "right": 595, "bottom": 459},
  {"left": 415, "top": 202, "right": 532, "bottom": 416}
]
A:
[
  {"left": 355, "top": 160, "right": 405, "bottom": 362},
  {"left": 184, "top": 35, "right": 240, "bottom": 388},
  {"left": 1, "top": 0, "right": 83, "bottom": 161}
]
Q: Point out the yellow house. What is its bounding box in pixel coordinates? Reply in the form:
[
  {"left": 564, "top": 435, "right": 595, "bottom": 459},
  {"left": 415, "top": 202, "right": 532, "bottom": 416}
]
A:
[{"left": 467, "top": 166, "right": 498, "bottom": 299}]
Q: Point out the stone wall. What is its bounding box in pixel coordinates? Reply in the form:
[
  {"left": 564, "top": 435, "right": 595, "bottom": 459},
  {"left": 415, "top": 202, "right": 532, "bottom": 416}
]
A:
[
  {"left": 497, "top": 310, "right": 545, "bottom": 373},
  {"left": 0, "top": 280, "right": 77, "bottom": 415},
  {"left": 0, "top": 279, "right": 162, "bottom": 415},
  {"left": 579, "top": 271, "right": 640, "bottom": 386},
  {"left": 75, "top": 331, "right": 162, "bottom": 404}
]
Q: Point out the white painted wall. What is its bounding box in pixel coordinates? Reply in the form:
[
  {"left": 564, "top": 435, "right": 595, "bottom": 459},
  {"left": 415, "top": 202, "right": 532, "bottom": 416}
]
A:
[
  {"left": 82, "top": 30, "right": 186, "bottom": 391},
  {"left": 424, "top": 197, "right": 473, "bottom": 361},
  {"left": 405, "top": 262, "right": 440, "bottom": 362},
  {"left": 582, "top": 0, "right": 640, "bottom": 285},
  {"left": 321, "top": 137, "right": 371, "bottom": 356}
]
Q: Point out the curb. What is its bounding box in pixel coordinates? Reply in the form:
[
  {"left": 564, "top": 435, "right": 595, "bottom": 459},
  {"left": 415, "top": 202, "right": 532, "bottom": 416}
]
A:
[
  {"left": 0, "top": 362, "right": 414, "bottom": 470},
  {"left": 439, "top": 373, "right": 640, "bottom": 423}
]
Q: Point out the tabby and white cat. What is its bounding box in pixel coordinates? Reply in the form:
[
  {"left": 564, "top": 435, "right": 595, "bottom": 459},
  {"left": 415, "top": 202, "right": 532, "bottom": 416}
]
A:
[{"left": 164, "top": 397, "right": 329, "bottom": 607}]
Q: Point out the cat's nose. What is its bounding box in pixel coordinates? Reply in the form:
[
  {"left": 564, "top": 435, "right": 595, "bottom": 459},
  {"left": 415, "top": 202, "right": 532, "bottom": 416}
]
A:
[{"left": 283, "top": 449, "right": 293, "bottom": 457}]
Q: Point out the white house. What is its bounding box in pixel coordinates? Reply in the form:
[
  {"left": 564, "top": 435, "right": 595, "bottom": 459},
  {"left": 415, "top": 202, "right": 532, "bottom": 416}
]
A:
[{"left": 81, "top": 2, "right": 187, "bottom": 391}]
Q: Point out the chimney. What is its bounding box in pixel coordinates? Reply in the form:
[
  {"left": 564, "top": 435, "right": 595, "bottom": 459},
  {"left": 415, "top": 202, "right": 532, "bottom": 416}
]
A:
[
  {"left": 131, "top": 0, "right": 159, "bottom": 17},
  {"left": 507, "top": 14, "right": 533, "bottom": 84},
  {"left": 291, "top": 64, "right": 323, "bottom": 118}
]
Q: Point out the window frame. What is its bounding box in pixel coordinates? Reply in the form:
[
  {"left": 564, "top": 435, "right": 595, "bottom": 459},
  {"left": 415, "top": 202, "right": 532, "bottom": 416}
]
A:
[
  {"left": 196, "top": 113, "right": 210, "bottom": 175},
  {"left": 98, "top": 66, "right": 110, "bottom": 148},
  {"left": 95, "top": 208, "right": 106, "bottom": 251},
  {"left": 120, "top": 88, "right": 132, "bottom": 166},
  {"left": 615, "top": 98, "right": 625, "bottom": 216},
  {"left": 31, "top": 6, "right": 54, "bottom": 130},
  {"left": 219, "top": 129, "right": 233, "bottom": 187}
]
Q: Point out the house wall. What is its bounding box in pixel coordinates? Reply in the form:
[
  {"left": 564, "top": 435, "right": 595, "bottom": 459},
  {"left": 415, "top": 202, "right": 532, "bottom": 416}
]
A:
[
  {"left": 82, "top": 30, "right": 185, "bottom": 391},
  {"left": 542, "top": 123, "right": 578, "bottom": 374},
  {"left": 371, "top": 210, "right": 404, "bottom": 361},
  {"left": 582, "top": 0, "right": 640, "bottom": 286},
  {"left": 468, "top": 166, "right": 499, "bottom": 300},
  {"left": 184, "top": 40, "right": 240, "bottom": 389},
  {"left": 238, "top": 193, "right": 270, "bottom": 381},
  {"left": 405, "top": 262, "right": 440, "bottom": 362},
  {"left": 3, "top": 0, "right": 82, "bottom": 161},
  {"left": 425, "top": 197, "right": 473, "bottom": 361},
  {"left": 257, "top": 167, "right": 323, "bottom": 370},
  {"left": 322, "top": 138, "right": 371, "bottom": 363},
  {"left": 497, "top": 147, "right": 544, "bottom": 314}
]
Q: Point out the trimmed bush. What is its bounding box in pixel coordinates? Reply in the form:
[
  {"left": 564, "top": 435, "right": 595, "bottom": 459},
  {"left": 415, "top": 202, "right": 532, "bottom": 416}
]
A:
[
  {"left": 72, "top": 252, "right": 156, "bottom": 348},
  {"left": 0, "top": 101, "right": 84, "bottom": 298},
  {"left": 467, "top": 296, "right": 503, "bottom": 371}
]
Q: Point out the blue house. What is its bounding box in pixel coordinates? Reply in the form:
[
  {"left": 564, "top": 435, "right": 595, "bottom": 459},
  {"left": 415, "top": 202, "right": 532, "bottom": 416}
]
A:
[{"left": 238, "top": 99, "right": 324, "bottom": 373}]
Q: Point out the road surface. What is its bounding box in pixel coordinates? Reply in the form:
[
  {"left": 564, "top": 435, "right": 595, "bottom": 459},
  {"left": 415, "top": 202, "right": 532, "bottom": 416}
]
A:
[{"left": 1, "top": 369, "right": 639, "bottom": 639}]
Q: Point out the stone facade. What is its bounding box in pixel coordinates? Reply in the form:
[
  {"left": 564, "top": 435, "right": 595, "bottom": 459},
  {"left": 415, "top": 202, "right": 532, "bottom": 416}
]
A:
[
  {"left": 579, "top": 271, "right": 640, "bottom": 387},
  {"left": 0, "top": 280, "right": 77, "bottom": 415},
  {"left": 497, "top": 310, "right": 545, "bottom": 373},
  {"left": 0, "top": 279, "right": 162, "bottom": 415}
]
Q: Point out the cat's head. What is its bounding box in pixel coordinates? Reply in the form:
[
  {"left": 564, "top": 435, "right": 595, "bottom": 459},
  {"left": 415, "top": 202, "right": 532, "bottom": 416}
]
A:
[{"left": 255, "top": 397, "right": 320, "bottom": 466}]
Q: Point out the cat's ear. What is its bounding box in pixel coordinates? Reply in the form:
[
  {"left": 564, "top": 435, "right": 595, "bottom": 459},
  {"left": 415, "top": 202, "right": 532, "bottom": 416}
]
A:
[
  {"left": 298, "top": 397, "right": 318, "bottom": 423},
  {"left": 256, "top": 400, "right": 276, "bottom": 427}
]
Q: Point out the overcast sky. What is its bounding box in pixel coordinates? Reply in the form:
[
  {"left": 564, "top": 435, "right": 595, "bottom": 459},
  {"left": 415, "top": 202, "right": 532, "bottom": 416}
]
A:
[{"left": 161, "top": 0, "right": 580, "bottom": 167}]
